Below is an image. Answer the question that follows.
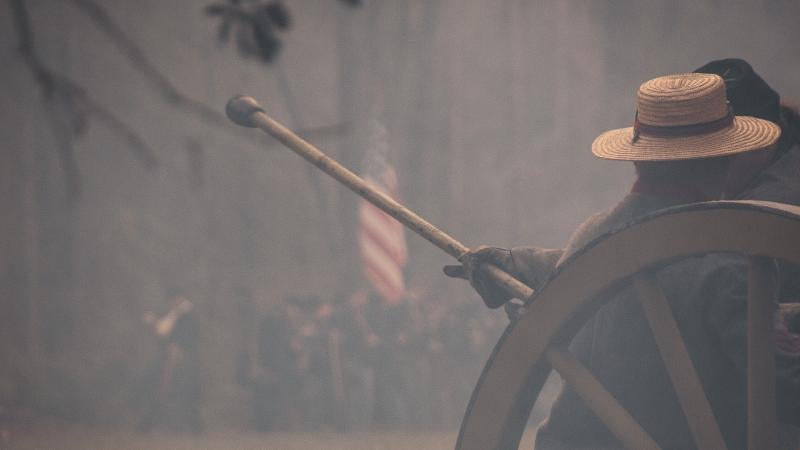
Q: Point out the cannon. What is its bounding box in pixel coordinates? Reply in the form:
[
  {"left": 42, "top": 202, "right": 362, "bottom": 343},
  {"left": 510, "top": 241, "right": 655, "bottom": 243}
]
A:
[{"left": 457, "top": 200, "right": 800, "bottom": 450}]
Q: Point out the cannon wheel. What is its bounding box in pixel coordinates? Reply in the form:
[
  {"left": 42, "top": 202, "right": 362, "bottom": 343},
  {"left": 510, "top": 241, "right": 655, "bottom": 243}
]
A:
[{"left": 456, "top": 200, "right": 800, "bottom": 450}]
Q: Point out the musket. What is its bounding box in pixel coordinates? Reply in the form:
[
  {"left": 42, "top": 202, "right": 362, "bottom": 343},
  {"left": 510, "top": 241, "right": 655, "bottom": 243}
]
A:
[{"left": 225, "top": 95, "right": 534, "bottom": 306}]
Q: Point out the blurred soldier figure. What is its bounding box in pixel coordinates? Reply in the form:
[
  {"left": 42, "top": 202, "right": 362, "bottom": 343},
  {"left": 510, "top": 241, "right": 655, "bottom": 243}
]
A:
[
  {"left": 286, "top": 295, "right": 336, "bottom": 430},
  {"left": 138, "top": 290, "right": 203, "bottom": 434},
  {"left": 342, "top": 289, "right": 378, "bottom": 430},
  {"left": 240, "top": 295, "right": 309, "bottom": 431},
  {"left": 235, "top": 288, "right": 296, "bottom": 432},
  {"left": 360, "top": 289, "right": 412, "bottom": 429},
  {"left": 241, "top": 309, "right": 297, "bottom": 432},
  {"left": 310, "top": 298, "right": 344, "bottom": 430},
  {"left": 447, "top": 72, "right": 800, "bottom": 449}
]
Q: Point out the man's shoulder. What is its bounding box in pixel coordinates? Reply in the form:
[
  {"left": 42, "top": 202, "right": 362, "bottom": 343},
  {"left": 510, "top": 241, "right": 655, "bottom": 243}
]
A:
[
  {"left": 557, "top": 210, "right": 615, "bottom": 265},
  {"left": 560, "top": 194, "right": 670, "bottom": 263},
  {"left": 741, "top": 144, "right": 800, "bottom": 206}
]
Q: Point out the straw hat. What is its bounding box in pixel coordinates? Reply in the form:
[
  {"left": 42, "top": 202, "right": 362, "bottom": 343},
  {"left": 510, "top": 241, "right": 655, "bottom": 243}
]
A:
[{"left": 592, "top": 73, "right": 780, "bottom": 161}]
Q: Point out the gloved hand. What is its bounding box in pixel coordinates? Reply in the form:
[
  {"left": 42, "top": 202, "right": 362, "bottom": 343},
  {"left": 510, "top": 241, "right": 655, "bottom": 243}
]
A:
[
  {"left": 443, "top": 246, "right": 519, "bottom": 308},
  {"left": 444, "top": 246, "right": 564, "bottom": 310}
]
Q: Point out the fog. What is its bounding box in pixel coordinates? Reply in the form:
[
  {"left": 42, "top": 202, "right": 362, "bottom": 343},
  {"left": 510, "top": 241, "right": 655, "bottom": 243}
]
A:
[{"left": 1, "top": 0, "right": 799, "bottom": 447}]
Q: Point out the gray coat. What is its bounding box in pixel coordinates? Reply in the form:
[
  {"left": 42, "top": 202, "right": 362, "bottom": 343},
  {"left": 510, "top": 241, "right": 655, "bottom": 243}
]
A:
[{"left": 739, "top": 145, "right": 800, "bottom": 206}]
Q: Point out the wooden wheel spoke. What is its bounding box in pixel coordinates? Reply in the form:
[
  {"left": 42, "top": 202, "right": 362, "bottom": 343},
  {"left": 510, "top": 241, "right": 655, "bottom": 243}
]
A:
[
  {"left": 545, "top": 348, "right": 662, "bottom": 450},
  {"left": 633, "top": 272, "right": 728, "bottom": 450},
  {"left": 747, "top": 256, "right": 777, "bottom": 450}
]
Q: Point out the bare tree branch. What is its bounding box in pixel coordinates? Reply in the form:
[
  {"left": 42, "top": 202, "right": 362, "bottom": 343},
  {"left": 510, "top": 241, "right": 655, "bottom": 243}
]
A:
[
  {"left": 10, "top": 0, "right": 83, "bottom": 199},
  {"left": 11, "top": 0, "right": 348, "bottom": 199},
  {"left": 71, "top": 0, "right": 182, "bottom": 102},
  {"left": 11, "top": 0, "right": 160, "bottom": 200},
  {"left": 71, "top": 0, "right": 347, "bottom": 147},
  {"left": 84, "top": 95, "right": 158, "bottom": 168}
]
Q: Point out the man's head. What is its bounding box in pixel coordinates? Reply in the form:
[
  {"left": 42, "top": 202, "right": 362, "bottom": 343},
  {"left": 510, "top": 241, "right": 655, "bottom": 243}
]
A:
[
  {"left": 633, "top": 157, "right": 732, "bottom": 201},
  {"left": 592, "top": 72, "right": 781, "bottom": 201}
]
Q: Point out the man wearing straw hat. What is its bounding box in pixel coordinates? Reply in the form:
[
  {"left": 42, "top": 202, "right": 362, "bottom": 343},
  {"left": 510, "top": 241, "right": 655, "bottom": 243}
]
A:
[
  {"left": 446, "top": 72, "right": 800, "bottom": 449},
  {"left": 447, "top": 60, "right": 800, "bottom": 304}
]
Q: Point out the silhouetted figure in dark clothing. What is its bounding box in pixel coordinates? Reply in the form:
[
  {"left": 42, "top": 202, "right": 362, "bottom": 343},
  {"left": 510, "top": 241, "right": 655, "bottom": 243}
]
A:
[
  {"left": 249, "top": 312, "right": 297, "bottom": 431},
  {"left": 138, "top": 294, "right": 203, "bottom": 434}
]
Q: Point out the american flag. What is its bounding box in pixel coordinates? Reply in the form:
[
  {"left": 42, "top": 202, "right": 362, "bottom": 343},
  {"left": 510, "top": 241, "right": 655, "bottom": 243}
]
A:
[{"left": 358, "top": 120, "right": 408, "bottom": 304}]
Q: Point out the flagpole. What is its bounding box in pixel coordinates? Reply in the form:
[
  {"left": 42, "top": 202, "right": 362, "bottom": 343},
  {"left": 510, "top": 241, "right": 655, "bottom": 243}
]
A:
[{"left": 226, "top": 95, "right": 535, "bottom": 305}]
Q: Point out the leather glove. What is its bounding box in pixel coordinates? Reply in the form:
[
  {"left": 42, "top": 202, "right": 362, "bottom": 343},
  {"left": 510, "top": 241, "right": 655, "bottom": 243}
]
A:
[{"left": 443, "top": 246, "right": 519, "bottom": 308}]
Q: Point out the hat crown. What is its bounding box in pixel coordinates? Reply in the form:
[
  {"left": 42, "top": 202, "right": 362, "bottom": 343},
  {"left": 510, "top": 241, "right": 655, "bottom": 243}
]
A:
[{"left": 637, "top": 73, "right": 729, "bottom": 127}]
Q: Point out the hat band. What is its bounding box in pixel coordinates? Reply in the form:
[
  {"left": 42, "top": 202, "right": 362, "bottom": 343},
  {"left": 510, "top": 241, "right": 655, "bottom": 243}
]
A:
[{"left": 632, "top": 109, "right": 734, "bottom": 143}]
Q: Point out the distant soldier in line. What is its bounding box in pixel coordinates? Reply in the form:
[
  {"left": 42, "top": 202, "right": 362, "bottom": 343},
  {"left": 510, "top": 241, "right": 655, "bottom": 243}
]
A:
[
  {"left": 285, "top": 295, "right": 337, "bottom": 430},
  {"left": 244, "top": 309, "right": 297, "bottom": 432},
  {"left": 340, "top": 289, "right": 379, "bottom": 430},
  {"left": 138, "top": 290, "right": 203, "bottom": 434}
]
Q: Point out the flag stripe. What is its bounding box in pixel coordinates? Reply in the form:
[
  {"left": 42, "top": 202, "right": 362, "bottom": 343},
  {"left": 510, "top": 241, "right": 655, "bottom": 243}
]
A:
[
  {"left": 359, "top": 141, "right": 407, "bottom": 303},
  {"left": 360, "top": 201, "right": 401, "bottom": 232},
  {"left": 360, "top": 232, "right": 404, "bottom": 290},
  {"left": 359, "top": 210, "right": 407, "bottom": 264},
  {"left": 364, "top": 265, "right": 403, "bottom": 303},
  {"left": 362, "top": 252, "right": 403, "bottom": 296}
]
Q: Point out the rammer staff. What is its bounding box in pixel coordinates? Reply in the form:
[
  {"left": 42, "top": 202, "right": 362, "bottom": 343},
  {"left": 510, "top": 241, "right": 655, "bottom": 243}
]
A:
[{"left": 225, "top": 95, "right": 534, "bottom": 306}]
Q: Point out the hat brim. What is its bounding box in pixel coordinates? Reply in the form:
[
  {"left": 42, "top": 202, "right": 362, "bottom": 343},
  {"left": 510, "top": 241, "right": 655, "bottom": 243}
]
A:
[{"left": 591, "top": 116, "right": 781, "bottom": 161}]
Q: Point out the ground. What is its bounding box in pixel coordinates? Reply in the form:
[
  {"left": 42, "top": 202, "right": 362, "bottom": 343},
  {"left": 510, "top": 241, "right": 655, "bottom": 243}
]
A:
[{"left": 3, "top": 422, "right": 538, "bottom": 450}]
